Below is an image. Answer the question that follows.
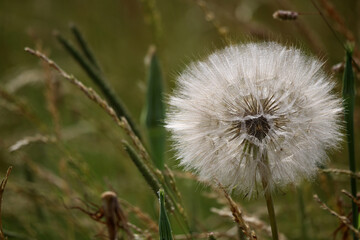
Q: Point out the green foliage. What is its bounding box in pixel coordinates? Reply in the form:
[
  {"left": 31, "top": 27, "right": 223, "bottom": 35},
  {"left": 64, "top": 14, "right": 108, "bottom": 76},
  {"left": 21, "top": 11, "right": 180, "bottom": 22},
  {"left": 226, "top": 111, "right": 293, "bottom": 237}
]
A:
[
  {"left": 0, "top": 1, "right": 359, "bottom": 239},
  {"left": 56, "top": 29, "right": 142, "bottom": 141},
  {"left": 342, "top": 48, "right": 358, "bottom": 236},
  {"left": 143, "top": 49, "right": 166, "bottom": 170},
  {"left": 343, "top": 49, "right": 356, "bottom": 97},
  {"left": 123, "top": 141, "right": 161, "bottom": 196},
  {"left": 158, "top": 189, "right": 173, "bottom": 240}
]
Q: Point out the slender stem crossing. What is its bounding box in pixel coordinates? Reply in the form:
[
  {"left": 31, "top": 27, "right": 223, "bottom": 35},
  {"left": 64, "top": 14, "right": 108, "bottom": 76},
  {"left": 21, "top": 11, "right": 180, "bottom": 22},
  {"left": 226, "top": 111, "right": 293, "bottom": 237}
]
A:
[{"left": 260, "top": 154, "right": 279, "bottom": 240}]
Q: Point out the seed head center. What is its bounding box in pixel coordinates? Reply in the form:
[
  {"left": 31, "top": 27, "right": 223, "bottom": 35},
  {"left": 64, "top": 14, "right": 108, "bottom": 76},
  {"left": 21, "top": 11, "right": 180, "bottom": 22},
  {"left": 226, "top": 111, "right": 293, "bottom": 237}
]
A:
[{"left": 245, "top": 115, "right": 270, "bottom": 141}]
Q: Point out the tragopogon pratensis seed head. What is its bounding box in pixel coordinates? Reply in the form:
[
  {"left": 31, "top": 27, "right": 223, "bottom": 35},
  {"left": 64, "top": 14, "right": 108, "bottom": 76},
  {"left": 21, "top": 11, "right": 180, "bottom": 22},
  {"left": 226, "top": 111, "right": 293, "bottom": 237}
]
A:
[{"left": 166, "top": 42, "right": 343, "bottom": 197}]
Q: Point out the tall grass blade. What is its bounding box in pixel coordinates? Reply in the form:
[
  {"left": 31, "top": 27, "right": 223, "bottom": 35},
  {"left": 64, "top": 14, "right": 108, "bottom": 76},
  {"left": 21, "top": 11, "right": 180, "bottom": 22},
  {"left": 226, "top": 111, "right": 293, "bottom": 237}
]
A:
[
  {"left": 55, "top": 31, "right": 143, "bottom": 141},
  {"left": 158, "top": 189, "right": 174, "bottom": 240},
  {"left": 70, "top": 24, "right": 101, "bottom": 70},
  {"left": 342, "top": 48, "right": 358, "bottom": 238},
  {"left": 143, "top": 47, "right": 166, "bottom": 169},
  {"left": 123, "top": 141, "right": 161, "bottom": 196},
  {"left": 297, "top": 187, "right": 308, "bottom": 239}
]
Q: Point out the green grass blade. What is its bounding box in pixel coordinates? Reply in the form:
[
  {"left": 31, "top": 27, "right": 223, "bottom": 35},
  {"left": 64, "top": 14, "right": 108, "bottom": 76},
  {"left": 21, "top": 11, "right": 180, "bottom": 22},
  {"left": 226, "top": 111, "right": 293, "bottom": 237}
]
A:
[
  {"left": 158, "top": 189, "right": 174, "bottom": 240},
  {"left": 70, "top": 24, "right": 101, "bottom": 70},
  {"left": 143, "top": 48, "right": 166, "bottom": 170},
  {"left": 123, "top": 141, "right": 161, "bottom": 196},
  {"left": 342, "top": 48, "right": 358, "bottom": 237},
  {"left": 55, "top": 31, "right": 143, "bottom": 141}
]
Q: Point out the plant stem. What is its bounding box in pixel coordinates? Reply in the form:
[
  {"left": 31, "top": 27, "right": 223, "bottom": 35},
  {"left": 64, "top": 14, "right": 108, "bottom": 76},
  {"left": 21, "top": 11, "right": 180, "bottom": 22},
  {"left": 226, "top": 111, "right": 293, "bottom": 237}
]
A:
[
  {"left": 260, "top": 154, "right": 279, "bottom": 240},
  {"left": 297, "top": 187, "right": 308, "bottom": 240},
  {"left": 342, "top": 49, "right": 358, "bottom": 240}
]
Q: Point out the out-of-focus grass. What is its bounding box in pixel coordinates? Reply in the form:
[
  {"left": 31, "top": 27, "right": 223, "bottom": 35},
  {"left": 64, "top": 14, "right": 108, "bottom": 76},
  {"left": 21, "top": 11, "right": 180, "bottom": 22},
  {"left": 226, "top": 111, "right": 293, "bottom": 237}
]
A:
[{"left": 0, "top": 0, "right": 359, "bottom": 240}]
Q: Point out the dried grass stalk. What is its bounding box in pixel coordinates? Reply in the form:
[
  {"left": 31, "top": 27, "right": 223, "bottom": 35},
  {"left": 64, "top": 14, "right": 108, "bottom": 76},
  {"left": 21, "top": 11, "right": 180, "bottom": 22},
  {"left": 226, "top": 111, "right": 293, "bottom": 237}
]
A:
[
  {"left": 320, "top": 168, "right": 360, "bottom": 179},
  {"left": 119, "top": 199, "right": 158, "bottom": 233},
  {"left": 313, "top": 194, "right": 360, "bottom": 238},
  {"left": 219, "top": 185, "right": 257, "bottom": 240},
  {"left": 9, "top": 134, "right": 56, "bottom": 152},
  {"left": 0, "top": 166, "right": 13, "bottom": 240}
]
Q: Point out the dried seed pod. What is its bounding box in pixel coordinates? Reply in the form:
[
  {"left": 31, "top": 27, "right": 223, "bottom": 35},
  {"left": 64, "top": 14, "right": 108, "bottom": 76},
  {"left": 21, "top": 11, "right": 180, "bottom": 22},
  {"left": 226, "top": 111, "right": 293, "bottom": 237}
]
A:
[
  {"left": 273, "top": 10, "right": 298, "bottom": 21},
  {"left": 101, "top": 191, "right": 134, "bottom": 240}
]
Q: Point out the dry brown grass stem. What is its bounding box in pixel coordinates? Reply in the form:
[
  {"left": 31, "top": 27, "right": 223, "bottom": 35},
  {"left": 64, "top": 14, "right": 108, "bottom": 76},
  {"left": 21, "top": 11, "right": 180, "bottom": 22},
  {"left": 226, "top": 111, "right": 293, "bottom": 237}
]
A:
[
  {"left": 275, "top": 0, "right": 324, "bottom": 55},
  {"left": 195, "top": 0, "right": 229, "bottom": 38},
  {"left": 9, "top": 134, "right": 56, "bottom": 153},
  {"left": 164, "top": 165, "right": 184, "bottom": 206},
  {"left": 318, "top": 0, "right": 355, "bottom": 42},
  {"left": 0, "top": 166, "right": 13, "bottom": 240},
  {"left": 26, "top": 159, "right": 71, "bottom": 195},
  {"left": 341, "top": 189, "right": 360, "bottom": 206},
  {"left": 127, "top": 222, "right": 153, "bottom": 240},
  {"left": 43, "top": 62, "right": 62, "bottom": 140},
  {"left": 218, "top": 184, "right": 257, "bottom": 240},
  {"left": 211, "top": 208, "right": 288, "bottom": 240},
  {"left": 24, "top": 47, "right": 150, "bottom": 166},
  {"left": 139, "top": 0, "right": 162, "bottom": 43},
  {"left": 0, "top": 87, "right": 43, "bottom": 129},
  {"left": 313, "top": 194, "right": 360, "bottom": 238},
  {"left": 172, "top": 171, "right": 198, "bottom": 181},
  {"left": 320, "top": 168, "right": 360, "bottom": 179}
]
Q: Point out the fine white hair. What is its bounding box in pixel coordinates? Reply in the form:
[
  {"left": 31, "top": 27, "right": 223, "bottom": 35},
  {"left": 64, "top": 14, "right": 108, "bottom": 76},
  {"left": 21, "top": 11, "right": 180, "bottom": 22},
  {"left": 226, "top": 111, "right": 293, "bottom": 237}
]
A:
[{"left": 166, "top": 42, "right": 343, "bottom": 197}]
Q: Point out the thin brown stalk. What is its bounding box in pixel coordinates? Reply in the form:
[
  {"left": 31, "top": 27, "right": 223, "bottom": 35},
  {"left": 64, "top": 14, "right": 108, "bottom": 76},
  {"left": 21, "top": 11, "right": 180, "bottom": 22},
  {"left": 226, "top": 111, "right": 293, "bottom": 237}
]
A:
[
  {"left": 0, "top": 166, "right": 13, "bottom": 240},
  {"left": 0, "top": 87, "right": 44, "bottom": 130},
  {"left": 139, "top": 0, "right": 162, "bottom": 43},
  {"left": 9, "top": 134, "right": 57, "bottom": 153},
  {"left": 314, "top": 194, "right": 360, "bottom": 238},
  {"left": 341, "top": 189, "right": 360, "bottom": 206},
  {"left": 26, "top": 159, "right": 71, "bottom": 195},
  {"left": 164, "top": 165, "right": 185, "bottom": 210},
  {"left": 127, "top": 222, "right": 153, "bottom": 240},
  {"left": 210, "top": 208, "right": 288, "bottom": 240},
  {"left": 195, "top": 0, "right": 229, "bottom": 38},
  {"left": 320, "top": 168, "right": 360, "bottom": 179},
  {"left": 43, "top": 61, "right": 62, "bottom": 140},
  {"left": 218, "top": 184, "right": 257, "bottom": 240},
  {"left": 275, "top": 0, "right": 325, "bottom": 55},
  {"left": 318, "top": 0, "right": 355, "bottom": 42},
  {"left": 118, "top": 199, "right": 158, "bottom": 233}
]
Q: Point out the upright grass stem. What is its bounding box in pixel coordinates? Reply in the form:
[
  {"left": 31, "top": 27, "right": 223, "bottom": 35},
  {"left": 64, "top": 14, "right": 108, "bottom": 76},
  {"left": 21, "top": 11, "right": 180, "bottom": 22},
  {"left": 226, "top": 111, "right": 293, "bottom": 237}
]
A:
[
  {"left": 342, "top": 49, "right": 357, "bottom": 239},
  {"left": 55, "top": 31, "right": 143, "bottom": 141},
  {"left": 297, "top": 187, "right": 308, "bottom": 240},
  {"left": 260, "top": 154, "right": 279, "bottom": 240}
]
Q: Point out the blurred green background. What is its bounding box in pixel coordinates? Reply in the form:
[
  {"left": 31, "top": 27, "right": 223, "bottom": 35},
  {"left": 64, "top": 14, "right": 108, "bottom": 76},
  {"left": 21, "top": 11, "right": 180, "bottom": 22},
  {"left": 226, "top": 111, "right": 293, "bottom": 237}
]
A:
[{"left": 0, "top": 0, "right": 360, "bottom": 239}]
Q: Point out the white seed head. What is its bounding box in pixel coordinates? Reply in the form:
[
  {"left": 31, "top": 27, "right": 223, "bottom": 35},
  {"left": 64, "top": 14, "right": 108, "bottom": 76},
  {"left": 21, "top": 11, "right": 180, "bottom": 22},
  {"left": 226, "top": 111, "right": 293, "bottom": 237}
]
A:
[{"left": 166, "top": 42, "right": 343, "bottom": 197}]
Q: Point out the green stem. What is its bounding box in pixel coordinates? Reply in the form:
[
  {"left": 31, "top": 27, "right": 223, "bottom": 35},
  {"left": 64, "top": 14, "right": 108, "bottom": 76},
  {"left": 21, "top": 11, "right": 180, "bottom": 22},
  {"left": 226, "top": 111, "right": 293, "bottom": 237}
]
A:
[
  {"left": 260, "top": 155, "right": 279, "bottom": 240},
  {"left": 342, "top": 49, "right": 358, "bottom": 240},
  {"left": 55, "top": 32, "right": 143, "bottom": 141},
  {"left": 70, "top": 24, "right": 101, "bottom": 70},
  {"left": 297, "top": 187, "right": 308, "bottom": 240}
]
